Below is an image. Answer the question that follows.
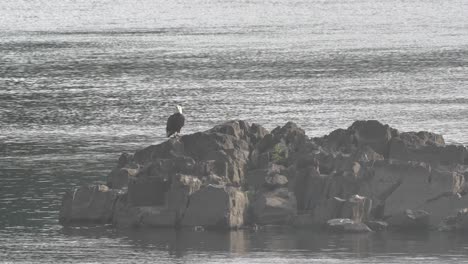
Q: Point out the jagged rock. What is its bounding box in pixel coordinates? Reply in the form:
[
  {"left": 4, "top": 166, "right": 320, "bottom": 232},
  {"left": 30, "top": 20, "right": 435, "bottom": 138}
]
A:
[
  {"left": 326, "top": 218, "right": 372, "bottom": 233},
  {"left": 387, "top": 209, "right": 430, "bottom": 230},
  {"left": 314, "top": 128, "right": 355, "bottom": 154},
  {"left": 252, "top": 188, "right": 297, "bottom": 225},
  {"left": 315, "top": 120, "right": 395, "bottom": 157},
  {"left": 59, "top": 185, "right": 120, "bottom": 224},
  {"left": 181, "top": 185, "right": 247, "bottom": 229},
  {"left": 180, "top": 121, "right": 262, "bottom": 184},
  {"left": 389, "top": 132, "right": 466, "bottom": 165},
  {"left": 349, "top": 120, "right": 395, "bottom": 157},
  {"left": 250, "top": 122, "right": 307, "bottom": 169},
  {"left": 366, "top": 220, "right": 388, "bottom": 231}
]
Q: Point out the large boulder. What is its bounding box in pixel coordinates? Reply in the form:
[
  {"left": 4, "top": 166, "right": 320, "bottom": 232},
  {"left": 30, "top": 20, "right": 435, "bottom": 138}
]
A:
[
  {"left": 358, "top": 161, "right": 465, "bottom": 222},
  {"left": 181, "top": 185, "right": 248, "bottom": 229},
  {"left": 349, "top": 120, "right": 395, "bottom": 156},
  {"left": 314, "top": 120, "right": 396, "bottom": 157},
  {"left": 59, "top": 185, "right": 121, "bottom": 224},
  {"left": 252, "top": 188, "right": 297, "bottom": 225},
  {"left": 389, "top": 131, "right": 466, "bottom": 165}
]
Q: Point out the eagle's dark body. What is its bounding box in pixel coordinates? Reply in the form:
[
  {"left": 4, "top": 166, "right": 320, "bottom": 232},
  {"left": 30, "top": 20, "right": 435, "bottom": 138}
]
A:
[{"left": 166, "top": 112, "right": 185, "bottom": 137}]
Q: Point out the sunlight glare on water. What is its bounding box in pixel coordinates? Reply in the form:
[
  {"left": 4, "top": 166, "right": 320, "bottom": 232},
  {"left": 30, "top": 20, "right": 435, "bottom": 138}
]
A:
[{"left": 0, "top": 0, "right": 468, "bottom": 263}]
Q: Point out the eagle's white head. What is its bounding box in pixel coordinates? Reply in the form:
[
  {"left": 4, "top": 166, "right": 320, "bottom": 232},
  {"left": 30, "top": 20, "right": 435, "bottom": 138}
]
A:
[{"left": 176, "top": 105, "right": 183, "bottom": 114}]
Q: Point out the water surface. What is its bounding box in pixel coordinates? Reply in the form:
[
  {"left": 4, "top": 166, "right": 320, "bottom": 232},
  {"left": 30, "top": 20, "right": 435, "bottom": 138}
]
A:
[{"left": 1, "top": 0, "right": 468, "bottom": 262}]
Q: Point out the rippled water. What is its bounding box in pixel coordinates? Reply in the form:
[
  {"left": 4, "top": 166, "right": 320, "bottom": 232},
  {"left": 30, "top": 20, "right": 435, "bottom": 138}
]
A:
[{"left": 1, "top": 0, "right": 468, "bottom": 262}]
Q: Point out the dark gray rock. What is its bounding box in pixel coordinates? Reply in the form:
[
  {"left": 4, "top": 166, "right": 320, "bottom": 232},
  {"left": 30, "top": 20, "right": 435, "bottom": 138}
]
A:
[
  {"left": 128, "top": 176, "right": 171, "bottom": 206},
  {"left": 181, "top": 185, "right": 248, "bottom": 229},
  {"left": 167, "top": 174, "right": 202, "bottom": 225},
  {"left": 349, "top": 120, "right": 394, "bottom": 156},
  {"left": 59, "top": 185, "right": 120, "bottom": 224}
]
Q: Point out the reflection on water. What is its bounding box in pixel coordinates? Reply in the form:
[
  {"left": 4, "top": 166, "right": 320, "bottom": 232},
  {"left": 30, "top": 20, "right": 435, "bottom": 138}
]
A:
[{"left": 2, "top": 226, "right": 468, "bottom": 263}]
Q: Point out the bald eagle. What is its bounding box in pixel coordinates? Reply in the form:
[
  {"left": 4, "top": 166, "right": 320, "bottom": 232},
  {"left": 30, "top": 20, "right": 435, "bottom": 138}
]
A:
[{"left": 166, "top": 105, "right": 185, "bottom": 137}]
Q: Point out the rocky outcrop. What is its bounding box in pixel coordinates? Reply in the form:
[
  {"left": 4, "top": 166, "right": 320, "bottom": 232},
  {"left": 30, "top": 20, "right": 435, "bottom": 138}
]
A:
[{"left": 59, "top": 119, "right": 468, "bottom": 232}]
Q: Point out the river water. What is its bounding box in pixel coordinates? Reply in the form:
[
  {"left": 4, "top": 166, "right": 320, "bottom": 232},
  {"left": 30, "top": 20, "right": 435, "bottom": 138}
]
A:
[{"left": 1, "top": 0, "right": 468, "bottom": 263}]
